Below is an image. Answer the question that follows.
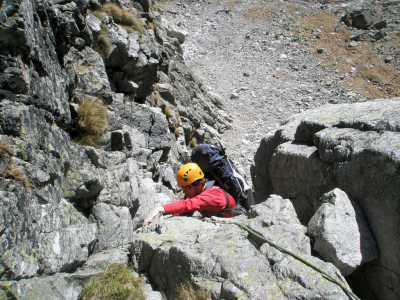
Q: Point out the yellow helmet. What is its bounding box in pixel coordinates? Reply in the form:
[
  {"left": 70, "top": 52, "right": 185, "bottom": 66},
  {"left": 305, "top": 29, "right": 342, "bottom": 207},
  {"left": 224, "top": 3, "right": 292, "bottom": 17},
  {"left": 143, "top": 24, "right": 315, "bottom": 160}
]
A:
[{"left": 176, "top": 163, "right": 204, "bottom": 187}]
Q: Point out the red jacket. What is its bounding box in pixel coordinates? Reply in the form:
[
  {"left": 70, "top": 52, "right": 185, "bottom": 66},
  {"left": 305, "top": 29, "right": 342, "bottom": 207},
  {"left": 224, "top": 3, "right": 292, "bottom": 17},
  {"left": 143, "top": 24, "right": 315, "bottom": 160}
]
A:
[{"left": 163, "top": 187, "right": 237, "bottom": 218}]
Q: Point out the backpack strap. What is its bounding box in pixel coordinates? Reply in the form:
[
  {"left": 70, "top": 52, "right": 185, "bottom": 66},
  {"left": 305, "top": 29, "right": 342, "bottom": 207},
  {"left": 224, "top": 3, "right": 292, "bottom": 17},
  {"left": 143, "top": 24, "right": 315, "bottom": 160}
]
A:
[
  {"left": 222, "top": 190, "right": 230, "bottom": 209},
  {"left": 220, "top": 189, "right": 247, "bottom": 216},
  {"left": 215, "top": 190, "right": 230, "bottom": 217}
]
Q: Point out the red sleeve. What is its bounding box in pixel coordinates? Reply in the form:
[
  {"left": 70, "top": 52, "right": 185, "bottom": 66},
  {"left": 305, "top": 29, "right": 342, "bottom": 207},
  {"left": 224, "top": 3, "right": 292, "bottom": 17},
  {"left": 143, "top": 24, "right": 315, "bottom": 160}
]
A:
[{"left": 162, "top": 188, "right": 237, "bottom": 218}]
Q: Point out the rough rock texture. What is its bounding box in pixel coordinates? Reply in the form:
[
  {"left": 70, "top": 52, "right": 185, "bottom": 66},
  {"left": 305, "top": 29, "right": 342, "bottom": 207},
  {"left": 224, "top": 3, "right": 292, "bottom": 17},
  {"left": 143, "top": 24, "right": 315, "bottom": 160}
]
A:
[
  {"left": 132, "top": 195, "right": 352, "bottom": 299},
  {"left": 0, "top": 0, "right": 231, "bottom": 298},
  {"left": 252, "top": 99, "right": 400, "bottom": 300},
  {"left": 308, "top": 188, "right": 379, "bottom": 276}
]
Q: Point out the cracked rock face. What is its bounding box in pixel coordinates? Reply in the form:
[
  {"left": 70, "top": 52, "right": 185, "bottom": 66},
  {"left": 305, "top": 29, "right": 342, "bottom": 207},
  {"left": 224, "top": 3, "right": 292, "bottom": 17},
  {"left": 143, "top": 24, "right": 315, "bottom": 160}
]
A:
[
  {"left": 132, "top": 195, "right": 352, "bottom": 299},
  {"left": 252, "top": 99, "right": 400, "bottom": 300}
]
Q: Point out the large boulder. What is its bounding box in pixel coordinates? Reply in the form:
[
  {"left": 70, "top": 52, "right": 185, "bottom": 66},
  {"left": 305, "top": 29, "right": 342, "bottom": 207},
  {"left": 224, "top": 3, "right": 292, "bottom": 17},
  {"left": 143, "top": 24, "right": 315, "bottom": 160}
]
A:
[
  {"left": 132, "top": 195, "right": 354, "bottom": 299},
  {"left": 251, "top": 99, "right": 400, "bottom": 300},
  {"left": 308, "top": 188, "right": 379, "bottom": 276}
]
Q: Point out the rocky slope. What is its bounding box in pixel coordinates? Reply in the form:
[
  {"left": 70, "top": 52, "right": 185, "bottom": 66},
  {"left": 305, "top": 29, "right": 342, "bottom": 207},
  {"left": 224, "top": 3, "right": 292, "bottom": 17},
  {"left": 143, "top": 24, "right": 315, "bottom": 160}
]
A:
[
  {"left": 0, "top": 0, "right": 399, "bottom": 299},
  {"left": 0, "top": 0, "right": 231, "bottom": 297},
  {"left": 159, "top": 0, "right": 400, "bottom": 179}
]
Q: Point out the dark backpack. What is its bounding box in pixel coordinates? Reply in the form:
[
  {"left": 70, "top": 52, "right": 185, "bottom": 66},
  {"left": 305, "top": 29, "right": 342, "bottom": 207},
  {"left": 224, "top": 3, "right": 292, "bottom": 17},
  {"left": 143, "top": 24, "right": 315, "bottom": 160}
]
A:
[{"left": 191, "top": 144, "right": 255, "bottom": 212}]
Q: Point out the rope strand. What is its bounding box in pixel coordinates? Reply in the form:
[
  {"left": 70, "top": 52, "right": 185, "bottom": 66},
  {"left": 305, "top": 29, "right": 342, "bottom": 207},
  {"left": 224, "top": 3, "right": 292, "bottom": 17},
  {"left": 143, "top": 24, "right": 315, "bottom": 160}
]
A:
[{"left": 203, "top": 217, "right": 361, "bottom": 300}]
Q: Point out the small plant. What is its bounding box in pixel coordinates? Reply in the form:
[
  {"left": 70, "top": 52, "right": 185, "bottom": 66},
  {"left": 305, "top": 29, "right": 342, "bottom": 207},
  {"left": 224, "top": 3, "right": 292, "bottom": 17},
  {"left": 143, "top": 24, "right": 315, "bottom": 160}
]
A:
[
  {"left": 154, "top": 93, "right": 162, "bottom": 107},
  {"left": 76, "top": 64, "right": 88, "bottom": 72},
  {"left": 0, "top": 284, "right": 16, "bottom": 300},
  {"left": 0, "top": 140, "right": 12, "bottom": 158},
  {"left": 77, "top": 98, "right": 109, "bottom": 146},
  {"left": 0, "top": 140, "right": 32, "bottom": 190},
  {"left": 6, "top": 164, "right": 32, "bottom": 190},
  {"left": 174, "top": 281, "right": 211, "bottom": 300},
  {"left": 189, "top": 137, "right": 197, "bottom": 149},
  {"left": 96, "top": 4, "right": 146, "bottom": 34},
  {"left": 148, "top": 20, "right": 156, "bottom": 30},
  {"left": 165, "top": 104, "right": 175, "bottom": 118},
  {"left": 95, "top": 24, "right": 111, "bottom": 61},
  {"left": 174, "top": 128, "right": 181, "bottom": 138},
  {"left": 79, "top": 264, "right": 145, "bottom": 300}
]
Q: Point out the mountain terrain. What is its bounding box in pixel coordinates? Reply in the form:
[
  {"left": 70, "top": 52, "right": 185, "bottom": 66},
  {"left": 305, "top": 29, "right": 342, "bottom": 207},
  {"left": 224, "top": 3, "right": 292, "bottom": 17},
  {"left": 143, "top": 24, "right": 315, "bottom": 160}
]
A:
[
  {"left": 159, "top": 0, "right": 399, "bottom": 179},
  {"left": 0, "top": 0, "right": 399, "bottom": 299}
]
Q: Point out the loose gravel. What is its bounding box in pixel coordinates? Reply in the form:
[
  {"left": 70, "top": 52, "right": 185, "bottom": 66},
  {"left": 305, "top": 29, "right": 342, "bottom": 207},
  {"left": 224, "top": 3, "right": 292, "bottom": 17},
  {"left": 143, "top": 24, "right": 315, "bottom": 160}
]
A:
[{"left": 159, "top": 0, "right": 400, "bottom": 183}]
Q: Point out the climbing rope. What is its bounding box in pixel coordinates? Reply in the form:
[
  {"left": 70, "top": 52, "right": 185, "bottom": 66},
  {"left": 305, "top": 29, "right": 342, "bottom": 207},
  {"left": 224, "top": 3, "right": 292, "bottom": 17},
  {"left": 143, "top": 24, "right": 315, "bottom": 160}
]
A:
[{"left": 203, "top": 217, "right": 361, "bottom": 300}]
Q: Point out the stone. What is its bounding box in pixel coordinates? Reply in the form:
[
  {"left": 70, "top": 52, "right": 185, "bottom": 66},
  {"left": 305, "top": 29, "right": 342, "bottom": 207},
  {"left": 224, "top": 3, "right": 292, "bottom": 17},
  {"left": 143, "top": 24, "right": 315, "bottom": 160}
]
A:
[
  {"left": 352, "top": 11, "right": 374, "bottom": 29},
  {"left": 308, "top": 188, "right": 379, "bottom": 276},
  {"left": 132, "top": 195, "right": 352, "bottom": 299},
  {"left": 373, "top": 20, "right": 387, "bottom": 29},
  {"left": 2, "top": 268, "right": 102, "bottom": 300},
  {"left": 252, "top": 99, "right": 400, "bottom": 299},
  {"left": 90, "top": 203, "right": 133, "bottom": 251},
  {"left": 349, "top": 41, "right": 358, "bottom": 47},
  {"left": 82, "top": 248, "right": 130, "bottom": 269}
]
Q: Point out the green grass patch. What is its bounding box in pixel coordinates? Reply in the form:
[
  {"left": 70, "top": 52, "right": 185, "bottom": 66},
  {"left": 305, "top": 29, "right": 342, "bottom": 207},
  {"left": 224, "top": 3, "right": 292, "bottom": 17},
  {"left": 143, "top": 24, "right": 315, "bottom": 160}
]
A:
[{"left": 79, "top": 264, "right": 145, "bottom": 300}]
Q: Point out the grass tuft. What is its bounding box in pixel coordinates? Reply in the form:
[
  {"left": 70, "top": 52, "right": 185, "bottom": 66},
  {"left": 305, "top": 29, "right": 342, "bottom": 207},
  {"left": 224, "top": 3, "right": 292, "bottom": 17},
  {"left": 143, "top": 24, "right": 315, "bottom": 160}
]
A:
[
  {"left": 77, "top": 98, "right": 109, "bottom": 146},
  {"left": 174, "top": 281, "right": 211, "bottom": 300},
  {"left": 0, "top": 141, "right": 12, "bottom": 158},
  {"left": 95, "top": 24, "right": 111, "bottom": 62},
  {"left": 98, "top": 4, "right": 146, "bottom": 34},
  {"left": 79, "top": 264, "right": 146, "bottom": 300},
  {"left": 189, "top": 137, "right": 197, "bottom": 149},
  {"left": 76, "top": 64, "right": 88, "bottom": 73},
  {"left": 165, "top": 104, "right": 174, "bottom": 118},
  {"left": 174, "top": 128, "right": 181, "bottom": 138},
  {"left": 6, "top": 164, "right": 32, "bottom": 190},
  {"left": 0, "top": 140, "right": 32, "bottom": 190}
]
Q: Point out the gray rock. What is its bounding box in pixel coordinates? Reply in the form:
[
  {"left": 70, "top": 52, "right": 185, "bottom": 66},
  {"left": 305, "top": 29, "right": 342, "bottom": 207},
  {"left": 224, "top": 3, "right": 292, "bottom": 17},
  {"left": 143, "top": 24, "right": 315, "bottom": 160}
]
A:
[
  {"left": 162, "top": 19, "right": 188, "bottom": 44},
  {"left": 2, "top": 268, "right": 102, "bottom": 300},
  {"left": 86, "top": 12, "right": 102, "bottom": 42},
  {"left": 373, "top": 20, "right": 388, "bottom": 29},
  {"left": 156, "top": 83, "right": 175, "bottom": 104},
  {"left": 134, "top": 178, "right": 158, "bottom": 223},
  {"left": 1, "top": 185, "right": 96, "bottom": 280},
  {"left": 352, "top": 11, "right": 374, "bottom": 29},
  {"left": 91, "top": 203, "right": 133, "bottom": 251},
  {"left": 252, "top": 99, "right": 400, "bottom": 299},
  {"left": 142, "top": 283, "right": 164, "bottom": 300},
  {"left": 132, "top": 195, "right": 352, "bottom": 299},
  {"left": 118, "top": 77, "right": 139, "bottom": 93},
  {"left": 64, "top": 47, "right": 112, "bottom": 102},
  {"left": 349, "top": 41, "right": 358, "bottom": 47},
  {"left": 82, "top": 248, "right": 130, "bottom": 269},
  {"left": 207, "top": 91, "right": 228, "bottom": 110},
  {"left": 308, "top": 188, "right": 378, "bottom": 276}
]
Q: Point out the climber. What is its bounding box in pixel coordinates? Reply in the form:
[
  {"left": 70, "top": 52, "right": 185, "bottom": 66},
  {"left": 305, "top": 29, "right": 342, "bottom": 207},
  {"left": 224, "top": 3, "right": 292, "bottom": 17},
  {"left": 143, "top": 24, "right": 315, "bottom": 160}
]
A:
[
  {"left": 142, "top": 163, "right": 241, "bottom": 226},
  {"left": 191, "top": 143, "right": 254, "bottom": 211}
]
